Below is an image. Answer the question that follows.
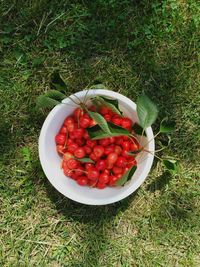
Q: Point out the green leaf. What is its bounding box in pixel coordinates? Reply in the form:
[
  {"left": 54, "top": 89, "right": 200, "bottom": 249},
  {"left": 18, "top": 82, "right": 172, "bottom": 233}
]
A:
[
  {"left": 36, "top": 95, "right": 60, "bottom": 109},
  {"left": 132, "top": 123, "right": 146, "bottom": 136},
  {"left": 76, "top": 157, "right": 95, "bottom": 163},
  {"left": 51, "top": 72, "right": 67, "bottom": 91},
  {"left": 88, "top": 111, "right": 111, "bottom": 133},
  {"left": 44, "top": 90, "right": 66, "bottom": 101},
  {"left": 94, "top": 96, "right": 122, "bottom": 115},
  {"left": 137, "top": 95, "right": 158, "bottom": 129},
  {"left": 87, "top": 123, "right": 129, "bottom": 140},
  {"left": 116, "top": 165, "right": 137, "bottom": 186},
  {"left": 163, "top": 159, "right": 178, "bottom": 173},
  {"left": 160, "top": 118, "right": 175, "bottom": 133}
]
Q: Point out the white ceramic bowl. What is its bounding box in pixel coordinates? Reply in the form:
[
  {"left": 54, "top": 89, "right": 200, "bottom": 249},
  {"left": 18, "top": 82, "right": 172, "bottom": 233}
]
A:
[{"left": 39, "top": 89, "right": 154, "bottom": 205}]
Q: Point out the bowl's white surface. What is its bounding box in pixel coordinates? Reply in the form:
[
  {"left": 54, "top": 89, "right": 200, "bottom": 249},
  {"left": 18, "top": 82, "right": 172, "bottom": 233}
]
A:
[{"left": 39, "top": 89, "right": 154, "bottom": 205}]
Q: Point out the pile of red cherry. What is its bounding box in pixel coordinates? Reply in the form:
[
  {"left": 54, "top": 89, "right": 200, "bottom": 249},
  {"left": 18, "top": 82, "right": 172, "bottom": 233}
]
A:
[{"left": 55, "top": 106, "right": 140, "bottom": 189}]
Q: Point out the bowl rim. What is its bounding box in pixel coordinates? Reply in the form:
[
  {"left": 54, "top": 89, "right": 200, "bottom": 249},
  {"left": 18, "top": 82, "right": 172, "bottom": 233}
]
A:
[{"left": 39, "top": 89, "right": 155, "bottom": 205}]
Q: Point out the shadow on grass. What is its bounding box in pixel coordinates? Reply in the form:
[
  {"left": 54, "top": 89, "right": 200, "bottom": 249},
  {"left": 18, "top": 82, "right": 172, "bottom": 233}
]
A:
[
  {"left": 147, "top": 171, "right": 172, "bottom": 193},
  {"left": 43, "top": 178, "right": 138, "bottom": 266}
]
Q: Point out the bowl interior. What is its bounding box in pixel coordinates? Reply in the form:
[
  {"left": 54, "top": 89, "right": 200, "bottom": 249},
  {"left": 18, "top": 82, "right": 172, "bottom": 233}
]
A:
[{"left": 39, "top": 89, "right": 154, "bottom": 205}]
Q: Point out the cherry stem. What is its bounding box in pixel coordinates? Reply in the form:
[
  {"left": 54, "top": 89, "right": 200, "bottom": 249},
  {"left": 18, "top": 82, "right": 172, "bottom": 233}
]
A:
[
  {"left": 143, "top": 131, "right": 161, "bottom": 148},
  {"left": 143, "top": 149, "right": 162, "bottom": 161},
  {"left": 67, "top": 96, "right": 80, "bottom": 105}
]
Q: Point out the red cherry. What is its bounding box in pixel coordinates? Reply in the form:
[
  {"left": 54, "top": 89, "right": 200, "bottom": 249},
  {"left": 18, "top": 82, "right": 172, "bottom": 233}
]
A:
[
  {"left": 93, "top": 145, "right": 105, "bottom": 158},
  {"left": 73, "top": 128, "right": 85, "bottom": 139},
  {"left": 74, "top": 147, "right": 86, "bottom": 158},
  {"left": 114, "top": 145, "right": 122, "bottom": 155},
  {"left": 107, "top": 152, "right": 118, "bottom": 169},
  {"left": 89, "top": 119, "right": 97, "bottom": 127},
  {"left": 99, "top": 106, "right": 111, "bottom": 115},
  {"left": 108, "top": 137, "right": 116, "bottom": 143},
  {"left": 121, "top": 117, "right": 132, "bottom": 130},
  {"left": 99, "top": 172, "right": 109, "bottom": 184},
  {"left": 113, "top": 166, "right": 123, "bottom": 175},
  {"left": 63, "top": 152, "right": 73, "bottom": 161},
  {"left": 84, "top": 131, "right": 89, "bottom": 139},
  {"left": 60, "top": 126, "right": 68, "bottom": 134},
  {"left": 97, "top": 182, "right": 106, "bottom": 189},
  {"left": 56, "top": 145, "right": 65, "bottom": 154},
  {"left": 76, "top": 138, "right": 85, "bottom": 146},
  {"left": 77, "top": 176, "right": 88, "bottom": 186},
  {"left": 67, "top": 158, "right": 79, "bottom": 169},
  {"left": 66, "top": 139, "right": 74, "bottom": 145},
  {"left": 88, "top": 179, "right": 97, "bottom": 187},
  {"left": 104, "top": 169, "right": 110, "bottom": 175},
  {"left": 104, "top": 114, "right": 112, "bottom": 121},
  {"left": 89, "top": 152, "right": 98, "bottom": 162},
  {"left": 121, "top": 150, "right": 129, "bottom": 158},
  {"left": 126, "top": 158, "right": 137, "bottom": 168},
  {"left": 123, "top": 136, "right": 129, "bottom": 141},
  {"left": 84, "top": 145, "right": 92, "bottom": 155},
  {"left": 122, "top": 141, "right": 131, "bottom": 151},
  {"left": 87, "top": 168, "right": 99, "bottom": 180},
  {"left": 63, "top": 167, "right": 73, "bottom": 177},
  {"left": 86, "top": 139, "right": 97, "bottom": 148},
  {"left": 64, "top": 116, "right": 74, "bottom": 126},
  {"left": 73, "top": 108, "right": 84, "bottom": 120},
  {"left": 112, "top": 115, "right": 122, "bottom": 126},
  {"left": 67, "top": 122, "right": 77, "bottom": 132},
  {"left": 80, "top": 114, "right": 91, "bottom": 128},
  {"left": 67, "top": 142, "right": 79, "bottom": 153},
  {"left": 109, "top": 175, "right": 118, "bottom": 186},
  {"left": 74, "top": 166, "right": 85, "bottom": 176},
  {"left": 85, "top": 163, "right": 94, "bottom": 170},
  {"left": 55, "top": 134, "right": 66, "bottom": 145},
  {"left": 104, "top": 145, "right": 115, "bottom": 155},
  {"left": 96, "top": 159, "right": 106, "bottom": 171},
  {"left": 130, "top": 142, "right": 139, "bottom": 151},
  {"left": 115, "top": 137, "right": 123, "bottom": 145},
  {"left": 116, "top": 156, "right": 126, "bottom": 167},
  {"left": 89, "top": 105, "right": 96, "bottom": 112},
  {"left": 99, "top": 138, "right": 110, "bottom": 147}
]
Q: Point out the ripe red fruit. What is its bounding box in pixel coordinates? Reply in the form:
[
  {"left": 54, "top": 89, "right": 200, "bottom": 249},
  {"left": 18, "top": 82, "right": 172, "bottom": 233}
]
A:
[
  {"left": 109, "top": 175, "right": 118, "bottom": 186},
  {"left": 116, "top": 156, "right": 126, "bottom": 167},
  {"left": 66, "top": 139, "right": 73, "bottom": 145},
  {"left": 63, "top": 152, "right": 73, "bottom": 161},
  {"left": 107, "top": 152, "right": 118, "bottom": 169},
  {"left": 67, "top": 122, "right": 77, "bottom": 132},
  {"left": 89, "top": 105, "right": 96, "bottom": 112},
  {"left": 113, "top": 166, "right": 123, "bottom": 175},
  {"left": 112, "top": 115, "right": 122, "bottom": 126},
  {"left": 99, "top": 172, "right": 109, "bottom": 184},
  {"left": 86, "top": 139, "right": 97, "bottom": 148},
  {"left": 126, "top": 158, "right": 137, "bottom": 168},
  {"left": 123, "top": 136, "right": 129, "bottom": 141},
  {"left": 74, "top": 166, "right": 85, "bottom": 176},
  {"left": 93, "top": 145, "right": 105, "bottom": 158},
  {"left": 115, "top": 137, "right": 123, "bottom": 145},
  {"left": 56, "top": 145, "right": 65, "bottom": 154},
  {"left": 74, "top": 147, "right": 86, "bottom": 158},
  {"left": 121, "top": 117, "right": 132, "bottom": 130},
  {"left": 73, "top": 108, "right": 84, "bottom": 120},
  {"left": 84, "top": 131, "right": 89, "bottom": 139},
  {"left": 97, "top": 182, "right": 106, "bottom": 189},
  {"left": 85, "top": 163, "right": 94, "bottom": 170},
  {"left": 84, "top": 145, "right": 92, "bottom": 155},
  {"left": 67, "top": 158, "right": 79, "bottom": 169},
  {"left": 99, "top": 106, "right": 110, "bottom": 115},
  {"left": 122, "top": 141, "right": 131, "bottom": 151},
  {"left": 80, "top": 115, "right": 91, "bottom": 128},
  {"left": 121, "top": 150, "right": 129, "bottom": 158},
  {"left": 87, "top": 168, "right": 99, "bottom": 180},
  {"left": 104, "top": 145, "right": 115, "bottom": 155},
  {"left": 77, "top": 176, "right": 88, "bottom": 186},
  {"left": 64, "top": 116, "right": 74, "bottom": 126},
  {"left": 67, "top": 142, "right": 78, "bottom": 153},
  {"left": 55, "top": 134, "right": 66, "bottom": 145},
  {"left": 96, "top": 159, "right": 106, "bottom": 171},
  {"left": 104, "top": 169, "right": 110, "bottom": 175},
  {"left": 60, "top": 126, "right": 68, "bottom": 134},
  {"left": 89, "top": 152, "right": 98, "bottom": 162},
  {"left": 108, "top": 137, "right": 116, "bottom": 143},
  {"left": 130, "top": 142, "right": 139, "bottom": 151},
  {"left": 88, "top": 179, "right": 97, "bottom": 187},
  {"left": 73, "top": 128, "right": 85, "bottom": 139},
  {"left": 99, "top": 138, "right": 110, "bottom": 147},
  {"left": 104, "top": 114, "right": 112, "bottom": 121},
  {"left": 63, "top": 167, "right": 73, "bottom": 177},
  {"left": 114, "top": 145, "right": 122, "bottom": 155},
  {"left": 89, "top": 119, "right": 96, "bottom": 127},
  {"left": 76, "top": 138, "right": 85, "bottom": 146}
]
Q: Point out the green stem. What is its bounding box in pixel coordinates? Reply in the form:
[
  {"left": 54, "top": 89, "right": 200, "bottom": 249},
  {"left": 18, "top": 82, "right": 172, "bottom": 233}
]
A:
[
  {"left": 143, "top": 131, "right": 161, "bottom": 148},
  {"left": 143, "top": 148, "right": 162, "bottom": 161}
]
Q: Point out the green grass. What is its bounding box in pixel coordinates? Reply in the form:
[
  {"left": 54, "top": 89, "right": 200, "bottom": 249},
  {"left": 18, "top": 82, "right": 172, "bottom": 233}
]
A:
[{"left": 0, "top": 0, "right": 200, "bottom": 266}]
